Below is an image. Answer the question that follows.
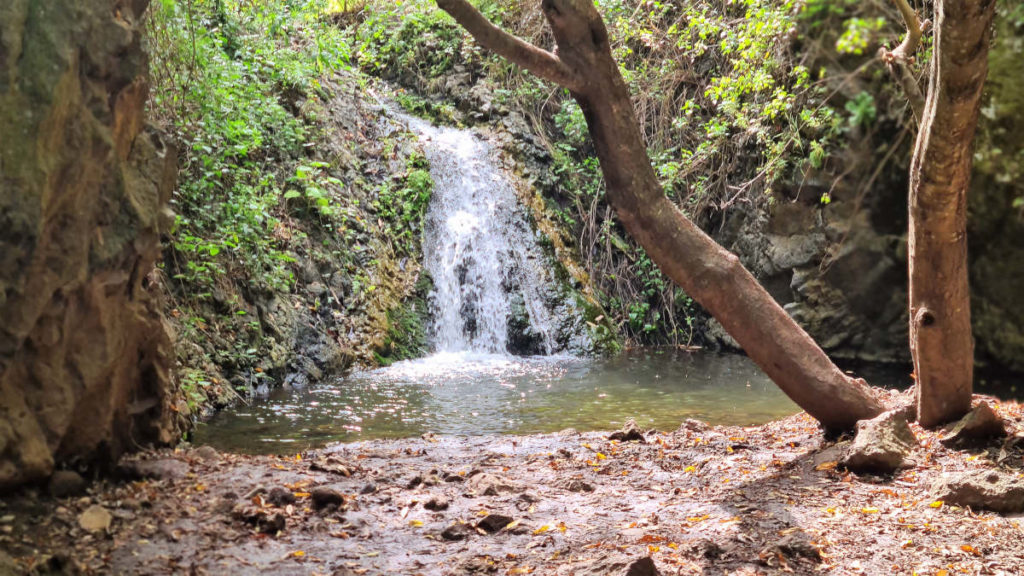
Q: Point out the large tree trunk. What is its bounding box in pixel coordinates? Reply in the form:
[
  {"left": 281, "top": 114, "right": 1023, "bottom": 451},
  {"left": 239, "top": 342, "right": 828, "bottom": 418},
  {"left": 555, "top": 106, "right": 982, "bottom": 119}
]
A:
[
  {"left": 436, "top": 0, "right": 885, "bottom": 431},
  {"left": 909, "top": 0, "right": 995, "bottom": 426}
]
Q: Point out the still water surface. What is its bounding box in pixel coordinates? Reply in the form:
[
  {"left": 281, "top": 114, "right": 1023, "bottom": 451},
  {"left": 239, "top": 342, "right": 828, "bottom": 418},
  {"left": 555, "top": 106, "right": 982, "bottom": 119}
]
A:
[{"left": 195, "top": 350, "right": 915, "bottom": 454}]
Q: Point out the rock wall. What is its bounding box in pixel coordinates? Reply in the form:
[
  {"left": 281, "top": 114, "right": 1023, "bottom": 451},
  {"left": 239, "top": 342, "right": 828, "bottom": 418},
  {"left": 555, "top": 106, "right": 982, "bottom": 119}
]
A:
[
  {"left": 967, "top": 16, "right": 1024, "bottom": 373},
  {"left": 0, "top": 0, "right": 181, "bottom": 489},
  {"left": 709, "top": 20, "right": 1024, "bottom": 372}
]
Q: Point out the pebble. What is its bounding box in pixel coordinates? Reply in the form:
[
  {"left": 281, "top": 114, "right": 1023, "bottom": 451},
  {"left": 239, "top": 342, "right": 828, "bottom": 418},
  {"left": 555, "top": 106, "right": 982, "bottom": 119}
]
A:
[{"left": 310, "top": 487, "right": 345, "bottom": 510}]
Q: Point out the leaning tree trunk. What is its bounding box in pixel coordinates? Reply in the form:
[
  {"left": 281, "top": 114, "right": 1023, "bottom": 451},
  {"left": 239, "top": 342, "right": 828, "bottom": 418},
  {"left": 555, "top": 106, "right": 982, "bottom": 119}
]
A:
[
  {"left": 908, "top": 0, "right": 995, "bottom": 426},
  {"left": 436, "top": 0, "right": 885, "bottom": 431}
]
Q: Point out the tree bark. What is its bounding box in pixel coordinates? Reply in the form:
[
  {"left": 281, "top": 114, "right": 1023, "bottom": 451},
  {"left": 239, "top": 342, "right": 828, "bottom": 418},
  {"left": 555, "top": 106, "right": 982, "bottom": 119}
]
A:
[
  {"left": 436, "top": 0, "right": 885, "bottom": 431},
  {"left": 909, "top": 0, "right": 995, "bottom": 426}
]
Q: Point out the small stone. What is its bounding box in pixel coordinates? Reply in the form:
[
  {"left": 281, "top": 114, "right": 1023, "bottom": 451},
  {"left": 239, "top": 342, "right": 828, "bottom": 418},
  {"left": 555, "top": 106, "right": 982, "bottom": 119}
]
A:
[
  {"left": 623, "top": 557, "right": 661, "bottom": 576},
  {"left": 575, "top": 554, "right": 662, "bottom": 576},
  {"left": 310, "top": 456, "right": 351, "bottom": 477},
  {"left": 608, "top": 419, "right": 647, "bottom": 443},
  {"left": 680, "top": 419, "right": 710, "bottom": 433},
  {"left": 406, "top": 475, "right": 423, "bottom": 489},
  {"left": 931, "top": 469, "right": 1024, "bottom": 513},
  {"left": 78, "top": 505, "right": 112, "bottom": 533},
  {"left": 440, "top": 522, "right": 471, "bottom": 541},
  {"left": 360, "top": 482, "right": 377, "bottom": 495},
  {"left": 941, "top": 402, "right": 1006, "bottom": 446},
  {"left": 565, "top": 479, "right": 594, "bottom": 493},
  {"left": 118, "top": 458, "right": 189, "bottom": 481},
  {"left": 424, "top": 496, "right": 450, "bottom": 511},
  {"left": 48, "top": 471, "right": 87, "bottom": 498},
  {"left": 267, "top": 487, "right": 296, "bottom": 507},
  {"left": 258, "top": 512, "right": 286, "bottom": 534},
  {"left": 841, "top": 410, "right": 915, "bottom": 474},
  {"left": 231, "top": 505, "right": 286, "bottom": 534},
  {"left": 466, "top": 473, "right": 518, "bottom": 496},
  {"left": 243, "top": 486, "right": 266, "bottom": 500},
  {"left": 310, "top": 487, "right": 345, "bottom": 510},
  {"left": 476, "top": 513, "right": 514, "bottom": 534},
  {"left": 193, "top": 446, "right": 220, "bottom": 461}
]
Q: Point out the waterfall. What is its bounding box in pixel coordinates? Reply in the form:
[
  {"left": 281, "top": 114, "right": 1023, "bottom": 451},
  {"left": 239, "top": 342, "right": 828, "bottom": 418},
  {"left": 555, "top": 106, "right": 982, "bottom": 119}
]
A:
[{"left": 393, "top": 113, "right": 572, "bottom": 356}]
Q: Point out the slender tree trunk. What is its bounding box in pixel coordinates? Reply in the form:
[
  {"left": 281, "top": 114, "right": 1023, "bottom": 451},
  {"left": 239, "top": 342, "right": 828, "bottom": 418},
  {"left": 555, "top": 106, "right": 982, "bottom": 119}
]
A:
[
  {"left": 909, "top": 0, "right": 995, "bottom": 426},
  {"left": 436, "top": 0, "right": 885, "bottom": 431}
]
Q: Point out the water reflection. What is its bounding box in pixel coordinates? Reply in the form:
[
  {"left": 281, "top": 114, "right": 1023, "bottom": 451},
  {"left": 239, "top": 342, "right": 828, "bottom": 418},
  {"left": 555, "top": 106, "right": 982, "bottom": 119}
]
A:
[{"left": 198, "top": 350, "right": 925, "bottom": 454}]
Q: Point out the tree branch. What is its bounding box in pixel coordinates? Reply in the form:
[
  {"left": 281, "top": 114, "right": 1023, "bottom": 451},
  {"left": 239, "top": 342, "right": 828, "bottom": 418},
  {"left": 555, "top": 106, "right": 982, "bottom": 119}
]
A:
[
  {"left": 880, "top": 0, "right": 929, "bottom": 123},
  {"left": 435, "top": 0, "right": 582, "bottom": 91}
]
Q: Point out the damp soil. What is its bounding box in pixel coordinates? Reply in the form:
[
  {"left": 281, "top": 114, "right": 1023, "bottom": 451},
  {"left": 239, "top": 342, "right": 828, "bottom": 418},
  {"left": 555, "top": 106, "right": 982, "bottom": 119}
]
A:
[{"left": 4, "top": 402, "right": 1024, "bottom": 576}]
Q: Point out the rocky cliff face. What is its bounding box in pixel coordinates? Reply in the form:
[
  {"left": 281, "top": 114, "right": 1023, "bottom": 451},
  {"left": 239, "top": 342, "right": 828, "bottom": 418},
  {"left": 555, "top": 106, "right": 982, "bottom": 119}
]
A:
[{"left": 0, "top": 0, "right": 181, "bottom": 489}]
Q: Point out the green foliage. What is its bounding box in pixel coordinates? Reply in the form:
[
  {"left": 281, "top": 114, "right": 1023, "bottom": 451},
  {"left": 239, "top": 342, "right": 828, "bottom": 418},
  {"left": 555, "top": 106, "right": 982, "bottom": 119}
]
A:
[
  {"left": 845, "top": 91, "right": 878, "bottom": 128},
  {"left": 354, "top": 1, "right": 465, "bottom": 81},
  {"left": 374, "top": 273, "right": 433, "bottom": 366},
  {"left": 285, "top": 161, "right": 343, "bottom": 217},
  {"left": 148, "top": 0, "right": 353, "bottom": 296},
  {"left": 836, "top": 17, "right": 887, "bottom": 55},
  {"left": 395, "top": 91, "right": 460, "bottom": 124},
  {"left": 375, "top": 150, "right": 434, "bottom": 257}
]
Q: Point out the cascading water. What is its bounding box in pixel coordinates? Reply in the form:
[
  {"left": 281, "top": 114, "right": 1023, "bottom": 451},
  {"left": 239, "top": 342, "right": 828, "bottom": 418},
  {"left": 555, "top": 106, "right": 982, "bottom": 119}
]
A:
[{"left": 396, "top": 113, "right": 574, "bottom": 356}]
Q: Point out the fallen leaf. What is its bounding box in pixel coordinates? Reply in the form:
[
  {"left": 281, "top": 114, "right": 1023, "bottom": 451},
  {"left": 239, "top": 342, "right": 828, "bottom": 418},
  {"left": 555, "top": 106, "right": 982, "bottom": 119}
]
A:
[{"left": 929, "top": 501, "right": 944, "bottom": 509}]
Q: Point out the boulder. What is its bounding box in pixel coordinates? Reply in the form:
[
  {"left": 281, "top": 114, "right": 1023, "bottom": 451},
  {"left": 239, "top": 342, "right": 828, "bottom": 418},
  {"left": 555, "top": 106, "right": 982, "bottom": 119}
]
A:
[
  {"left": 0, "top": 0, "right": 181, "bottom": 490},
  {"left": 48, "top": 470, "right": 87, "bottom": 498},
  {"left": 940, "top": 402, "right": 1006, "bottom": 446},
  {"left": 841, "top": 410, "right": 916, "bottom": 474},
  {"left": 931, "top": 469, "right": 1024, "bottom": 513}
]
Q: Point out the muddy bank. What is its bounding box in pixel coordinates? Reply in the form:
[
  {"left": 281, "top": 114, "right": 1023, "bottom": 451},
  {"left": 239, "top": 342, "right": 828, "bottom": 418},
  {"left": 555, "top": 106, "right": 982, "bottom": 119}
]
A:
[{"left": 3, "top": 405, "right": 1024, "bottom": 575}]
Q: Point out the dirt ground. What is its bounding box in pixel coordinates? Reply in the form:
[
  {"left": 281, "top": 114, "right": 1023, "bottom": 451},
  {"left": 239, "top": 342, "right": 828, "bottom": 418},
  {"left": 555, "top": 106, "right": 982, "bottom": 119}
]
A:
[{"left": 3, "top": 402, "right": 1024, "bottom": 576}]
